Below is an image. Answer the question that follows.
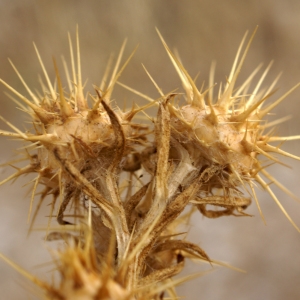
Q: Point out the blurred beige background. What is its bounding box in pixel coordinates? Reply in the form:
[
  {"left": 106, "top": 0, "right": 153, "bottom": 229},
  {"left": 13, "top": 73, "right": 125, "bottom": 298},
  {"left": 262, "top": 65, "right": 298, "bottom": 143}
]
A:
[{"left": 0, "top": 0, "right": 300, "bottom": 299}]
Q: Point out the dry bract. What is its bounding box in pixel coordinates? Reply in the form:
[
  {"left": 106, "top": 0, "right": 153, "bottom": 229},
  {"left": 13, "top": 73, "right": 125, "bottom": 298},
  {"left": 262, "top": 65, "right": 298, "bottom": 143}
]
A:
[{"left": 0, "top": 27, "right": 300, "bottom": 299}]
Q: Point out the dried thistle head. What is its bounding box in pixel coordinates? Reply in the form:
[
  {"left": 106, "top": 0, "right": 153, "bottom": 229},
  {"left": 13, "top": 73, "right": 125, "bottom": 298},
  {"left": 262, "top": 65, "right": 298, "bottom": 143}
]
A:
[
  {"left": 0, "top": 31, "right": 150, "bottom": 229},
  {"left": 155, "top": 28, "right": 300, "bottom": 227},
  {"left": 45, "top": 220, "right": 135, "bottom": 300}
]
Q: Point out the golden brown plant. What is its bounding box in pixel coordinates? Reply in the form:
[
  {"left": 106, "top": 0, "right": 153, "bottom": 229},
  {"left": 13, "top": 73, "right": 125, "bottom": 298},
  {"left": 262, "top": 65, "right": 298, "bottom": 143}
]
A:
[{"left": 0, "top": 27, "right": 300, "bottom": 299}]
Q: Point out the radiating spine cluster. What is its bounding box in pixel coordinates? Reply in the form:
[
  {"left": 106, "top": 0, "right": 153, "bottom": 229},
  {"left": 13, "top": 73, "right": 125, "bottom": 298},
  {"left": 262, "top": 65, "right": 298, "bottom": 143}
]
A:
[{"left": 155, "top": 28, "right": 300, "bottom": 228}]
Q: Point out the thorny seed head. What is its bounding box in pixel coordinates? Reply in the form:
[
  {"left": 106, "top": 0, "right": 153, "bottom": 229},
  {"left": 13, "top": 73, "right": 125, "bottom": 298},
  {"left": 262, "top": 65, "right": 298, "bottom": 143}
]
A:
[{"left": 156, "top": 28, "right": 300, "bottom": 224}]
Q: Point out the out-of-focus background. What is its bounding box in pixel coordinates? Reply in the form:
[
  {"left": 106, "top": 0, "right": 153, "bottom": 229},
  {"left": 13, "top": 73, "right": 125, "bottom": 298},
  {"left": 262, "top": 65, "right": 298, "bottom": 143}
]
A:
[{"left": 0, "top": 1, "right": 300, "bottom": 299}]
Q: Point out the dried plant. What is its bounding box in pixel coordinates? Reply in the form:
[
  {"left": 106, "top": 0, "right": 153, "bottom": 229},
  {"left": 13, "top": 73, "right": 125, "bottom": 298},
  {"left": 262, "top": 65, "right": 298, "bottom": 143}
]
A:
[{"left": 0, "top": 27, "right": 300, "bottom": 299}]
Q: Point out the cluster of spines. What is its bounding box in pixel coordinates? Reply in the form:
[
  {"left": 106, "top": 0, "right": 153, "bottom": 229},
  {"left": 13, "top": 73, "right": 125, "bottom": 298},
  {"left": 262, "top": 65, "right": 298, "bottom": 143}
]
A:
[
  {"left": 154, "top": 28, "right": 300, "bottom": 231},
  {"left": 0, "top": 27, "right": 300, "bottom": 300}
]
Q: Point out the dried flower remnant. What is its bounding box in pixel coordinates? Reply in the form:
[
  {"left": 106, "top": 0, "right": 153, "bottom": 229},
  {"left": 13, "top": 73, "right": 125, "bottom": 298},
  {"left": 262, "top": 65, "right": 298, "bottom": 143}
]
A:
[
  {"left": 153, "top": 28, "right": 300, "bottom": 228},
  {"left": 0, "top": 27, "right": 300, "bottom": 299}
]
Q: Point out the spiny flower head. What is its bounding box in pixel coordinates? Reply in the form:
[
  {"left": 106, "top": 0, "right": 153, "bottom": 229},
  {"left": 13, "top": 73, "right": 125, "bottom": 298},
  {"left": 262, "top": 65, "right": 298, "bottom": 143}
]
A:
[
  {"left": 0, "top": 31, "right": 150, "bottom": 229},
  {"left": 154, "top": 28, "right": 300, "bottom": 225}
]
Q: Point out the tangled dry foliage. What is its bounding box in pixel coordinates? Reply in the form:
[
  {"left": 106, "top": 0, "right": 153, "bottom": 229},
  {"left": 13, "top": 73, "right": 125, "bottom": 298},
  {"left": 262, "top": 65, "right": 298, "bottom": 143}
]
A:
[{"left": 1, "top": 27, "right": 300, "bottom": 299}]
